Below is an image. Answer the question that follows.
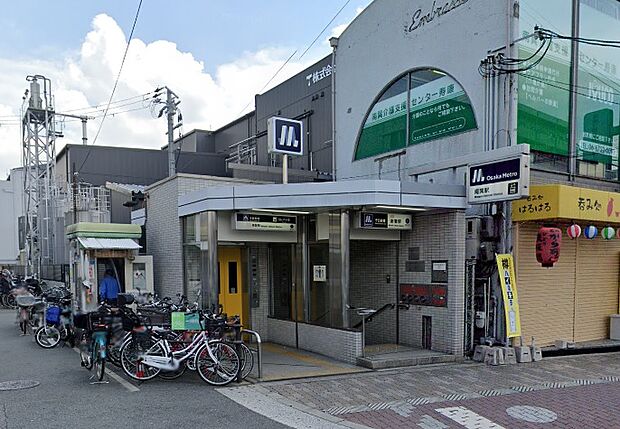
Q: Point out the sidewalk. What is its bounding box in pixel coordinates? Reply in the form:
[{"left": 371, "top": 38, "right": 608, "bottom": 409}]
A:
[{"left": 221, "top": 352, "right": 620, "bottom": 428}]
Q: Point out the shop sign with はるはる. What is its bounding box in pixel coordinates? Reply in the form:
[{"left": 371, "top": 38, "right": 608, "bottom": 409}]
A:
[
  {"left": 513, "top": 184, "right": 620, "bottom": 224},
  {"left": 496, "top": 254, "right": 522, "bottom": 339}
]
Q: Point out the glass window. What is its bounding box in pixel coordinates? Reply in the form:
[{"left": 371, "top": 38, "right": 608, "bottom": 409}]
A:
[
  {"left": 356, "top": 76, "right": 408, "bottom": 160},
  {"left": 308, "top": 243, "right": 330, "bottom": 326},
  {"left": 269, "top": 244, "right": 293, "bottom": 320},
  {"left": 183, "top": 215, "right": 196, "bottom": 244},
  {"left": 576, "top": 0, "right": 620, "bottom": 180},
  {"left": 183, "top": 244, "right": 201, "bottom": 301},
  {"left": 409, "top": 69, "right": 476, "bottom": 145},
  {"left": 182, "top": 215, "right": 201, "bottom": 300},
  {"left": 355, "top": 69, "right": 477, "bottom": 160},
  {"left": 518, "top": 0, "right": 572, "bottom": 172}
]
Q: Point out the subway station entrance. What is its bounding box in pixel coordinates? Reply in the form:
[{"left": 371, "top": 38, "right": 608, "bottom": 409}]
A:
[{"left": 179, "top": 180, "right": 467, "bottom": 368}]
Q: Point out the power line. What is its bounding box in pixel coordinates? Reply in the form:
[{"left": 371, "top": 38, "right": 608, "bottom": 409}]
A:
[
  {"left": 61, "top": 92, "right": 153, "bottom": 114},
  {"left": 538, "top": 27, "right": 620, "bottom": 48},
  {"left": 518, "top": 72, "right": 620, "bottom": 106},
  {"left": 237, "top": 49, "right": 298, "bottom": 116},
  {"left": 0, "top": 92, "right": 153, "bottom": 121},
  {"left": 90, "top": 0, "right": 144, "bottom": 148},
  {"left": 297, "top": 0, "right": 352, "bottom": 61},
  {"left": 237, "top": 0, "right": 353, "bottom": 116}
]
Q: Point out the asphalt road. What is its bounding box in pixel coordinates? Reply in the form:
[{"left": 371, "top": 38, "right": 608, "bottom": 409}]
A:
[{"left": 0, "top": 310, "right": 287, "bottom": 429}]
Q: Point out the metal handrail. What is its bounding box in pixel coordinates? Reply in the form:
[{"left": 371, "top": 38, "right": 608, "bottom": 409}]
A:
[
  {"left": 352, "top": 303, "right": 395, "bottom": 329},
  {"left": 241, "top": 329, "right": 262, "bottom": 380}
]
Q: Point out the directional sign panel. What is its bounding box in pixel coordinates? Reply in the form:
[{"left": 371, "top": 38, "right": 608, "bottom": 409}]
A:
[
  {"left": 234, "top": 213, "right": 297, "bottom": 232},
  {"left": 267, "top": 117, "right": 304, "bottom": 156},
  {"left": 467, "top": 155, "right": 529, "bottom": 204},
  {"left": 358, "top": 212, "right": 412, "bottom": 230}
]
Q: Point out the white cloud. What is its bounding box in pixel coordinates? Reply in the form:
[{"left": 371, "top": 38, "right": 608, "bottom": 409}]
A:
[
  {"left": 326, "top": 6, "right": 367, "bottom": 44},
  {"left": 0, "top": 13, "right": 321, "bottom": 179}
]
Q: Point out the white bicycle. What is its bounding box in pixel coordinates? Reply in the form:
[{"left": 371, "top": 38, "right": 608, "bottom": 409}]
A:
[{"left": 119, "top": 327, "right": 240, "bottom": 386}]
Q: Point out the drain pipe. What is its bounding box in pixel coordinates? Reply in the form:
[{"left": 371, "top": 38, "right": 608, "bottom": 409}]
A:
[{"left": 330, "top": 37, "right": 339, "bottom": 182}]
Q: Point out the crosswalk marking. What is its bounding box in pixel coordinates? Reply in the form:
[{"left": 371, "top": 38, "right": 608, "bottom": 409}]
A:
[
  {"left": 435, "top": 406, "right": 505, "bottom": 429},
  {"left": 418, "top": 414, "right": 449, "bottom": 429}
]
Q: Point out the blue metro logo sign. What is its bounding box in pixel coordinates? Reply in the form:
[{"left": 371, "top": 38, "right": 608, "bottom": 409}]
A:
[{"left": 268, "top": 117, "right": 304, "bottom": 156}]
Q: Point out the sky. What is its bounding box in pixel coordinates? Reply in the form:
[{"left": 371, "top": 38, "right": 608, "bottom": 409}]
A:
[{"left": 0, "top": 0, "right": 371, "bottom": 179}]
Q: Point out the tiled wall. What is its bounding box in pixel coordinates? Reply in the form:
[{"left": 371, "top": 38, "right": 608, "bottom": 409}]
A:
[
  {"left": 297, "top": 322, "right": 362, "bottom": 365},
  {"left": 146, "top": 175, "right": 260, "bottom": 298},
  {"left": 248, "top": 209, "right": 466, "bottom": 360},
  {"left": 350, "top": 240, "right": 398, "bottom": 345},
  {"left": 266, "top": 317, "right": 363, "bottom": 365},
  {"left": 248, "top": 243, "right": 270, "bottom": 336},
  {"left": 398, "top": 210, "right": 466, "bottom": 355}
]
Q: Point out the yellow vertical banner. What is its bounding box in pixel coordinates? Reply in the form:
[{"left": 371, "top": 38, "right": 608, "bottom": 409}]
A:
[{"left": 496, "top": 254, "right": 522, "bottom": 338}]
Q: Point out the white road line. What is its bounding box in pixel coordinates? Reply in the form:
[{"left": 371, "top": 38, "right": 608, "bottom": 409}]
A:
[
  {"left": 218, "top": 385, "right": 368, "bottom": 429},
  {"left": 72, "top": 347, "right": 139, "bottom": 392},
  {"left": 435, "top": 406, "right": 505, "bottom": 429}
]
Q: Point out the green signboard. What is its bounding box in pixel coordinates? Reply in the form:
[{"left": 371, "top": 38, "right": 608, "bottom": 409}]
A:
[
  {"left": 171, "top": 312, "right": 201, "bottom": 330},
  {"left": 355, "top": 72, "right": 477, "bottom": 160},
  {"left": 581, "top": 109, "right": 614, "bottom": 163},
  {"left": 518, "top": 33, "right": 619, "bottom": 167}
]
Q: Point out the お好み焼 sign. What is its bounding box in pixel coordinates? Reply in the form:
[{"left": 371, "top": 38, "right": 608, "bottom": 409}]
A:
[{"left": 407, "top": 0, "right": 470, "bottom": 33}]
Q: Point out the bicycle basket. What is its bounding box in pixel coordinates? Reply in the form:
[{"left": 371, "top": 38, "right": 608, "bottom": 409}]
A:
[
  {"left": 15, "top": 295, "right": 36, "bottom": 307},
  {"left": 121, "top": 312, "right": 140, "bottom": 331},
  {"left": 46, "top": 306, "right": 61, "bottom": 325},
  {"left": 205, "top": 317, "right": 226, "bottom": 333},
  {"left": 73, "top": 313, "right": 90, "bottom": 330}
]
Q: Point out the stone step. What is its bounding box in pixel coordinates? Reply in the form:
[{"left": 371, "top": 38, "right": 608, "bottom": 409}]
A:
[{"left": 356, "top": 353, "right": 459, "bottom": 369}]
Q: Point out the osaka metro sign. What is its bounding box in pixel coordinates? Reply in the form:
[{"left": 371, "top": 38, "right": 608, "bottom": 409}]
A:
[
  {"left": 467, "top": 155, "right": 530, "bottom": 204},
  {"left": 267, "top": 117, "right": 304, "bottom": 156}
]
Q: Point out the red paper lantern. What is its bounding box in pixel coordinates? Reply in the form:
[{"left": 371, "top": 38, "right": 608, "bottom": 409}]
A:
[
  {"left": 536, "top": 226, "right": 562, "bottom": 268},
  {"left": 567, "top": 224, "right": 581, "bottom": 239}
]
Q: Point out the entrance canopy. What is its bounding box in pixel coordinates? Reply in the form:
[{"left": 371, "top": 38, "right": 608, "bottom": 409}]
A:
[
  {"left": 77, "top": 237, "right": 141, "bottom": 250},
  {"left": 178, "top": 180, "right": 466, "bottom": 216}
]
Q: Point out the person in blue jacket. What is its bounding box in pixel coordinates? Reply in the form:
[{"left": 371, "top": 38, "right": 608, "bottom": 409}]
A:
[{"left": 99, "top": 269, "right": 120, "bottom": 306}]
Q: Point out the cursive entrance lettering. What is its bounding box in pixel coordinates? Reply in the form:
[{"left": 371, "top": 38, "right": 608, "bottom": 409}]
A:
[{"left": 408, "top": 0, "right": 470, "bottom": 32}]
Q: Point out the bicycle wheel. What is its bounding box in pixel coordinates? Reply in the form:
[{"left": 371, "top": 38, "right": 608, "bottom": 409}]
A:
[
  {"left": 93, "top": 341, "right": 106, "bottom": 381},
  {"left": 239, "top": 343, "right": 254, "bottom": 379},
  {"left": 120, "top": 338, "right": 164, "bottom": 381},
  {"left": 35, "top": 326, "right": 61, "bottom": 348},
  {"left": 6, "top": 294, "right": 16, "bottom": 308},
  {"left": 195, "top": 341, "right": 240, "bottom": 386},
  {"left": 108, "top": 343, "right": 122, "bottom": 368}
]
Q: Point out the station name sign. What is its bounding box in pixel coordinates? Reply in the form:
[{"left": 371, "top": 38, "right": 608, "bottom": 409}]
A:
[
  {"left": 234, "top": 213, "right": 297, "bottom": 232},
  {"left": 467, "top": 155, "right": 530, "bottom": 204},
  {"left": 359, "top": 212, "right": 412, "bottom": 230}
]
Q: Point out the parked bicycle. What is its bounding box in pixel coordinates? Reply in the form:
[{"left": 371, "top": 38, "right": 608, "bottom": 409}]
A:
[
  {"left": 119, "top": 311, "right": 240, "bottom": 386},
  {"left": 75, "top": 294, "right": 133, "bottom": 381},
  {"left": 34, "top": 296, "right": 73, "bottom": 349}
]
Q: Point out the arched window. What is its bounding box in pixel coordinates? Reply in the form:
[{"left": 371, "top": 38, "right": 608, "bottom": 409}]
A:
[{"left": 354, "top": 69, "right": 477, "bottom": 160}]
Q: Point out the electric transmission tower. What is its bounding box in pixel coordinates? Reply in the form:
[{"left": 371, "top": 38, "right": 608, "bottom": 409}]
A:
[
  {"left": 21, "top": 75, "right": 57, "bottom": 277},
  {"left": 21, "top": 75, "right": 90, "bottom": 278}
]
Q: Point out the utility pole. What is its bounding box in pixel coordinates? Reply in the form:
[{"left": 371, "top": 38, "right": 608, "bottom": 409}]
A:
[
  {"left": 166, "top": 87, "right": 176, "bottom": 176},
  {"left": 154, "top": 86, "right": 182, "bottom": 177}
]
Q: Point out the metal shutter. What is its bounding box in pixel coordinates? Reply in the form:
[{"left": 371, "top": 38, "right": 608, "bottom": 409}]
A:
[
  {"left": 514, "top": 223, "right": 577, "bottom": 347},
  {"left": 574, "top": 239, "right": 620, "bottom": 342}
]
